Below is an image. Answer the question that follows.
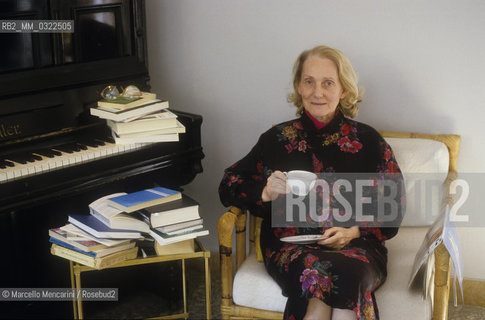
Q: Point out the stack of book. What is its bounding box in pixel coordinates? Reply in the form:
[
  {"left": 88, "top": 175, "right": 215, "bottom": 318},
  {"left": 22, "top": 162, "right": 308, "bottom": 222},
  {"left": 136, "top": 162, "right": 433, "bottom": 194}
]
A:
[
  {"left": 106, "top": 188, "right": 209, "bottom": 255},
  {"left": 90, "top": 91, "right": 185, "bottom": 144},
  {"left": 49, "top": 187, "right": 209, "bottom": 267},
  {"left": 49, "top": 224, "right": 139, "bottom": 270}
]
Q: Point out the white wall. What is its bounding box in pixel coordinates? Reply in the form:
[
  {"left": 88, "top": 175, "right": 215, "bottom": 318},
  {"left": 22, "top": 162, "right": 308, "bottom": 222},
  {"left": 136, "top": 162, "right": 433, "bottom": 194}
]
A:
[{"left": 145, "top": 0, "right": 485, "bottom": 279}]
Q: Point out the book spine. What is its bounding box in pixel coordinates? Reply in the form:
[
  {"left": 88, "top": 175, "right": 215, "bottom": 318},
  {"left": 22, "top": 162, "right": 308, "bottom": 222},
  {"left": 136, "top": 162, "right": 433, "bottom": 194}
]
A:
[
  {"left": 95, "top": 247, "right": 138, "bottom": 269},
  {"left": 155, "top": 228, "right": 208, "bottom": 239},
  {"left": 158, "top": 218, "right": 203, "bottom": 233},
  {"left": 48, "top": 232, "right": 89, "bottom": 252},
  {"left": 49, "top": 237, "right": 97, "bottom": 257},
  {"left": 50, "top": 244, "right": 95, "bottom": 268}
]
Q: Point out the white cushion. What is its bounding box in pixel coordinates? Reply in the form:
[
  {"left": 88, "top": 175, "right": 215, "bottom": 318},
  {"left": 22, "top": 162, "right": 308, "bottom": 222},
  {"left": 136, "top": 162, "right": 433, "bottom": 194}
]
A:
[
  {"left": 233, "top": 252, "right": 287, "bottom": 312},
  {"left": 233, "top": 228, "right": 431, "bottom": 318},
  {"left": 385, "top": 138, "right": 449, "bottom": 226},
  {"left": 375, "top": 227, "right": 432, "bottom": 320}
]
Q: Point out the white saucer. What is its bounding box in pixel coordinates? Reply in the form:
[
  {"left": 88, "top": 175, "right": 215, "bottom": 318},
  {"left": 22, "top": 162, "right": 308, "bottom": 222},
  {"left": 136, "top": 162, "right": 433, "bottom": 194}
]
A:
[{"left": 280, "top": 234, "right": 323, "bottom": 244}]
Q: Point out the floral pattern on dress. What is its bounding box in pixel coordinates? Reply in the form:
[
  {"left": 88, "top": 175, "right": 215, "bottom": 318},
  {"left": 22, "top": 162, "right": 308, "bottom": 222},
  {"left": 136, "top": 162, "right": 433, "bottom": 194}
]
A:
[
  {"left": 317, "top": 121, "right": 363, "bottom": 153},
  {"left": 276, "top": 244, "right": 303, "bottom": 272},
  {"left": 338, "top": 136, "right": 363, "bottom": 153},
  {"left": 337, "top": 121, "right": 363, "bottom": 153},
  {"left": 300, "top": 254, "right": 338, "bottom": 299},
  {"left": 322, "top": 132, "right": 340, "bottom": 146},
  {"left": 351, "top": 291, "right": 377, "bottom": 320},
  {"left": 277, "top": 122, "right": 311, "bottom": 154},
  {"left": 377, "top": 139, "right": 399, "bottom": 173},
  {"left": 312, "top": 154, "right": 324, "bottom": 172},
  {"left": 339, "top": 248, "right": 370, "bottom": 263}
]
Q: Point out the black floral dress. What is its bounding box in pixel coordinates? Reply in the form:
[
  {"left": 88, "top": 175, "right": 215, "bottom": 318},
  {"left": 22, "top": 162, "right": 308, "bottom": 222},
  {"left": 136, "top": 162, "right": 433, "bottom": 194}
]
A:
[{"left": 218, "top": 111, "right": 404, "bottom": 320}]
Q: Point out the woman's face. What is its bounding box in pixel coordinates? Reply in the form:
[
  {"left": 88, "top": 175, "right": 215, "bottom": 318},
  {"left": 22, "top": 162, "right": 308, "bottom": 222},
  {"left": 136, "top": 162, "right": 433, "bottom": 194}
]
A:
[{"left": 298, "top": 55, "right": 345, "bottom": 123}]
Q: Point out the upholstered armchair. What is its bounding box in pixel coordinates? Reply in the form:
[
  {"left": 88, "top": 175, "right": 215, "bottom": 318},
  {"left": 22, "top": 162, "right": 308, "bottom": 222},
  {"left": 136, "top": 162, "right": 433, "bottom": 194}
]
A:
[{"left": 217, "top": 132, "right": 460, "bottom": 320}]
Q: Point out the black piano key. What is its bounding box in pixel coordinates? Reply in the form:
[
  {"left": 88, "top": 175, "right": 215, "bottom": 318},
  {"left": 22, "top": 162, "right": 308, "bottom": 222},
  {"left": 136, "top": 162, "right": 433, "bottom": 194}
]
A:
[
  {"left": 93, "top": 139, "right": 106, "bottom": 146},
  {"left": 78, "top": 139, "right": 100, "bottom": 148},
  {"left": 67, "top": 143, "right": 83, "bottom": 152},
  {"left": 0, "top": 160, "right": 15, "bottom": 168},
  {"left": 75, "top": 143, "right": 88, "bottom": 150},
  {"left": 33, "top": 148, "right": 62, "bottom": 158},
  {"left": 52, "top": 144, "right": 74, "bottom": 154},
  {"left": 4, "top": 153, "right": 33, "bottom": 164},
  {"left": 104, "top": 136, "right": 115, "bottom": 144}
]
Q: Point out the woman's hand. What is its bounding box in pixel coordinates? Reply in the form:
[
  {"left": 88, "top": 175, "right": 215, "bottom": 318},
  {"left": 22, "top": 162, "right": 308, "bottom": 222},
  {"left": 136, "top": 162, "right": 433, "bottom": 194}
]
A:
[
  {"left": 261, "top": 170, "right": 289, "bottom": 202},
  {"left": 317, "top": 226, "right": 360, "bottom": 250}
]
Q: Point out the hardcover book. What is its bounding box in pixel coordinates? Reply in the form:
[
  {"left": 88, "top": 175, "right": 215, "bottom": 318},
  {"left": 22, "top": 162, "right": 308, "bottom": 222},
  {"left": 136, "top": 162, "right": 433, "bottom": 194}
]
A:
[
  {"left": 106, "top": 187, "right": 182, "bottom": 213},
  {"left": 90, "top": 99, "right": 169, "bottom": 122},
  {"left": 138, "top": 194, "right": 200, "bottom": 228},
  {"left": 68, "top": 214, "right": 143, "bottom": 239},
  {"left": 50, "top": 244, "right": 138, "bottom": 270}
]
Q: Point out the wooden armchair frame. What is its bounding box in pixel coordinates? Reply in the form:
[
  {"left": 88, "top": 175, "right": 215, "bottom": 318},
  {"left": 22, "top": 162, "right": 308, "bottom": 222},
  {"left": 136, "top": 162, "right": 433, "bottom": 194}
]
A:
[{"left": 217, "top": 132, "right": 460, "bottom": 320}]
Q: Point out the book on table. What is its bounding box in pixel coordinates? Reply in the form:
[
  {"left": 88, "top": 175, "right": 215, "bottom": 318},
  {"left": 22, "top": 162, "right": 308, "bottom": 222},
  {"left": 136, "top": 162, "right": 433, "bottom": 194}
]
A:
[
  {"left": 97, "top": 91, "right": 157, "bottom": 110},
  {"left": 106, "top": 186, "right": 182, "bottom": 213},
  {"left": 60, "top": 224, "right": 132, "bottom": 247},
  {"left": 90, "top": 99, "right": 169, "bottom": 122},
  {"left": 154, "top": 239, "right": 195, "bottom": 256},
  {"left": 68, "top": 214, "right": 143, "bottom": 239},
  {"left": 135, "top": 194, "right": 200, "bottom": 228},
  {"left": 50, "top": 243, "right": 138, "bottom": 270},
  {"left": 154, "top": 218, "right": 203, "bottom": 234},
  {"left": 149, "top": 227, "right": 209, "bottom": 246},
  {"left": 49, "top": 227, "right": 107, "bottom": 252},
  {"left": 49, "top": 237, "right": 136, "bottom": 258},
  {"left": 88, "top": 193, "right": 150, "bottom": 233},
  {"left": 106, "top": 110, "right": 179, "bottom": 134}
]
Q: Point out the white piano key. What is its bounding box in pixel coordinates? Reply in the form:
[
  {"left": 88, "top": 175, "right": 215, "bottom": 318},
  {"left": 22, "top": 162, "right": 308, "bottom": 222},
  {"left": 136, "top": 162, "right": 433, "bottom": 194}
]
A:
[
  {"left": 1, "top": 140, "right": 154, "bottom": 184},
  {"left": 6, "top": 169, "right": 14, "bottom": 180}
]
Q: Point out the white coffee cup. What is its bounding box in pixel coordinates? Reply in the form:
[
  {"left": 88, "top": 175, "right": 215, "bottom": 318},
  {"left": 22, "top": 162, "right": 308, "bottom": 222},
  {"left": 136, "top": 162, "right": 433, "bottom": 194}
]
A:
[{"left": 285, "top": 170, "right": 317, "bottom": 196}]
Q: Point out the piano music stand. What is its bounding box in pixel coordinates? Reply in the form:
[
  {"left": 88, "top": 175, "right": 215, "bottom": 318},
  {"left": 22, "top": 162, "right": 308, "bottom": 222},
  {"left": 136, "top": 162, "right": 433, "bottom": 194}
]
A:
[{"left": 67, "top": 238, "right": 211, "bottom": 320}]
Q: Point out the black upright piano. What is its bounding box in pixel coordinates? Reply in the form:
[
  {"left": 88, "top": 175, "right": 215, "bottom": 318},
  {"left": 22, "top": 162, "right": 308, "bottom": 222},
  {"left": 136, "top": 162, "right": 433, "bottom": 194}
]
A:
[{"left": 0, "top": 1, "right": 204, "bottom": 318}]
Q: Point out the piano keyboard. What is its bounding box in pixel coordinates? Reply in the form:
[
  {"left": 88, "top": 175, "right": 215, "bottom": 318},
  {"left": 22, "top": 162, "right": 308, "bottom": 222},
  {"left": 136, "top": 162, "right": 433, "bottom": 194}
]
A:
[{"left": 0, "top": 140, "right": 152, "bottom": 183}]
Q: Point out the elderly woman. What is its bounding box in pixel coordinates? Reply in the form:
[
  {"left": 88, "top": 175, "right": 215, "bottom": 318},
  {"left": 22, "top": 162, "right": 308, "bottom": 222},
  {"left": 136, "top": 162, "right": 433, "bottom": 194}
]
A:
[{"left": 219, "top": 45, "right": 403, "bottom": 320}]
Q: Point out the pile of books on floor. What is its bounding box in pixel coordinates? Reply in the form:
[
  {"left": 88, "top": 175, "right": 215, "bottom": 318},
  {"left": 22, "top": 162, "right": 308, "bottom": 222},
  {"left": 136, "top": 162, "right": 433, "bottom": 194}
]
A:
[
  {"left": 49, "top": 187, "right": 209, "bottom": 269},
  {"left": 90, "top": 90, "right": 185, "bottom": 144}
]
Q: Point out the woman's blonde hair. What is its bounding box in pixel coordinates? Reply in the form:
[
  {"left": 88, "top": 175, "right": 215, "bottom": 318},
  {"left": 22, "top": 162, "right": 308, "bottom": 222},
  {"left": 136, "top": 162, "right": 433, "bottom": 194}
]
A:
[{"left": 287, "top": 45, "right": 363, "bottom": 118}]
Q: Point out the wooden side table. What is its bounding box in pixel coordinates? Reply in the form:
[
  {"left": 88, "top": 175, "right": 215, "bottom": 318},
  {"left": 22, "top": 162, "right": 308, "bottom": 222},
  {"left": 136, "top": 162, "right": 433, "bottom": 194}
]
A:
[{"left": 68, "top": 238, "right": 211, "bottom": 319}]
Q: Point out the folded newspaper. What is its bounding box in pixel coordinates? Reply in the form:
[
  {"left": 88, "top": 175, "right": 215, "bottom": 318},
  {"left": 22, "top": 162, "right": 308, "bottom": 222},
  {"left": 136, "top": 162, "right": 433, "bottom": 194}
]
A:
[{"left": 409, "top": 205, "right": 464, "bottom": 303}]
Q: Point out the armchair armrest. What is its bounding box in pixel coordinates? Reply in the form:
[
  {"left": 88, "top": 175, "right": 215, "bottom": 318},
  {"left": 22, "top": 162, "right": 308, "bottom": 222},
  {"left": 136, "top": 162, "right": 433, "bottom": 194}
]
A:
[
  {"left": 217, "top": 206, "right": 247, "bottom": 309},
  {"left": 432, "top": 172, "right": 457, "bottom": 320}
]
